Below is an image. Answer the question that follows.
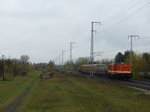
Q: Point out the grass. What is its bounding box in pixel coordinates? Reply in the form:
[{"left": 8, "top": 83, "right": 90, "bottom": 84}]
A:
[
  {"left": 0, "top": 71, "right": 41, "bottom": 112},
  {"left": 16, "top": 72, "right": 150, "bottom": 112}
]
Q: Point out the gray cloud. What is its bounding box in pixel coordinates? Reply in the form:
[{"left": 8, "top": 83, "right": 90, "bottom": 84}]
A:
[{"left": 0, "top": 0, "right": 149, "bottom": 63}]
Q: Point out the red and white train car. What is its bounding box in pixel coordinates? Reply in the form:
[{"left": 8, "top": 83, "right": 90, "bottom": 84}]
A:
[
  {"left": 80, "top": 64, "right": 107, "bottom": 75},
  {"left": 108, "top": 63, "right": 133, "bottom": 79}
]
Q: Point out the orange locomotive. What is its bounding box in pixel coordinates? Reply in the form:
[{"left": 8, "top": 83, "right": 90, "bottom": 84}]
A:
[
  {"left": 108, "top": 62, "right": 133, "bottom": 79},
  {"left": 79, "top": 63, "right": 133, "bottom": 79}
]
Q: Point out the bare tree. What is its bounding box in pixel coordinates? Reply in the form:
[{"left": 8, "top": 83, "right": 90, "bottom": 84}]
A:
[
  {"left": 20, "top": 55, "right": 30, "bottom": 75},
  {"left": 20, "top": 55, "right": 29, "bottom": 63}
]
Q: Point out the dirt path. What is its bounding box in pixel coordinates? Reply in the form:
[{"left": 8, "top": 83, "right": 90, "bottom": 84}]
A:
[{"left": 4, "top": 77, "right": 39, "bottom": 112}]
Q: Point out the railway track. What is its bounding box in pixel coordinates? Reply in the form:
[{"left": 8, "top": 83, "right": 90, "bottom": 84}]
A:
[
  {"left": 72, "top": 71, "right": 150, "bottom": 92},
  {"left": 131, "top": 78, "right": 150, "bottom": 85},
  {"left": 115, "top": 79, "right": 150, "bottom": 91}
]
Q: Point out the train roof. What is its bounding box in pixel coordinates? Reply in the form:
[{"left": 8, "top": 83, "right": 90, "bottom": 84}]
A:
[
  {"left": 81, "top": 64, "right": 106, "bottom": 67},
  {"left": 109, "top": 62, "right": 130, "bottom": 65}
]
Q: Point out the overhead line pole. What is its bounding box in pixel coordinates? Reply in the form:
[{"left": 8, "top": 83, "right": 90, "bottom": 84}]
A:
[
  {"left": 70, "top": 42, "right": 75, "bottom": 73},
  {"left": 59, "top": 54, "right": 61, "bottom": 65},
  {"left": 128, "top": 35, "right": 139, "bottom": 71},
  {"left": 58, "top": 54, "right": 61, "bottom": 70},
  {"left": 90, "top": 22, "right": 101, "bottom": 77},
  {"left": 2, "top": 55, "right": 5, "bottom": 81},
  {"left": 62, "top": 51, "right": 64, "bottom": 65},
  {"left": 62, "top": 50, "right": 65, "bottom": 71}
]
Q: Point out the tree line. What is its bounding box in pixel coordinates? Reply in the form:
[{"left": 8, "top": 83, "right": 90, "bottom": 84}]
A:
[{"left": 0, "top": 55, "right": 31, "bottom": 81}]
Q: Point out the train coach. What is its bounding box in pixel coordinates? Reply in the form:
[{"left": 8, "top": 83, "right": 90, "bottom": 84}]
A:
[
  {"left": 79, "top": 64, "right": 107, "bottom": 75},
  {"left": 79, "top": 63, "right": 133, "bottom": 79}
]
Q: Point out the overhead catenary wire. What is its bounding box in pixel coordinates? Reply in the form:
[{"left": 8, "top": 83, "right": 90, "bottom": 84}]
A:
[
  {"left": 99, "top": 36, "right": 150, "bottom": 55},
  {"left": 139, "top": 36, "right": 150, "bottom": 39},
  {"left": 101, "top": 43, "right": 150, "bottom": 57},
  {"left": 102, "top": 0, "right": 143, "bottom": 23},
  {"left": 95, "top": 1, "right": 149, "bottom": 36},
  {"left": 102, "top": 2, "right": 150, "bottom": 32}
]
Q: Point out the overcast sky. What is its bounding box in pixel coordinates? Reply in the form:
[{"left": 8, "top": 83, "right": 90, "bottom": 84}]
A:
[{"left": 0, "top": 0, "right": 149, "bottom": 63}]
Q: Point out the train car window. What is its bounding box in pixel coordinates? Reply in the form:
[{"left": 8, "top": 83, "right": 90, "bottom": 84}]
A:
[{"left": 97, "top": 65, "right": 105, "bottom": 71}]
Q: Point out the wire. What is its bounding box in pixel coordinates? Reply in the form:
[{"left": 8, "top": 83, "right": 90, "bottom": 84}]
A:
[
  {"left": 102, "top": 0, "right": 142, "bottom": 23},
  {"left": 102, "top": 2, "right": 150, "bottom": 32},
  {"left": 139, "top": 36, "right": 150, "bottom": 39}
]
